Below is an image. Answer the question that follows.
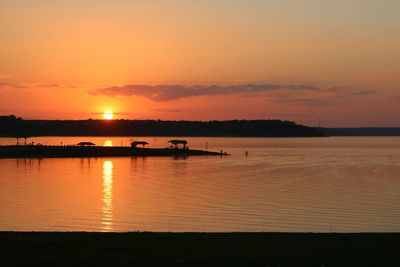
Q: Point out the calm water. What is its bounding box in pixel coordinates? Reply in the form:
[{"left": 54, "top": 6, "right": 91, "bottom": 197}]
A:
[{"left": 1, "top": 136, "right": 400, "bottom": 232}]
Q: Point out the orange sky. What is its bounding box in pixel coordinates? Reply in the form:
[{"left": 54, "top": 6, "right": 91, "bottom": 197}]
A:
[{"left": 0, "top": 0, "right": 399, "bottom": 127}]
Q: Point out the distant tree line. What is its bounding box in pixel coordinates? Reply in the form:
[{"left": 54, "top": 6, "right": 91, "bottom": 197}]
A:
[
  {"left": 318, "top": 127, "right": 400, "bottom": 136},
  {"left": 0, "top": 115, "right": 326, "bottom": 137}
]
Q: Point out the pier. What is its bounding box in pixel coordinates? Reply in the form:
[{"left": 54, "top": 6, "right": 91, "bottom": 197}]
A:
[{"left": 0, "top": 143, "right": 225, "bottom": 159}]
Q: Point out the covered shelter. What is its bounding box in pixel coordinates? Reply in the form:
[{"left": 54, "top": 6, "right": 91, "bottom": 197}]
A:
[
  {"left": 168, "top": 139, "right": 188, "bottom": 149},
  {"left": 15, "top": 135, "right": 30, "bottom": 146},
  {"left": 131, "top": 141, "right": 149, "bottom": 148},
  {"left": 77, "top": 142, "right": 96, "bottom": 146}
]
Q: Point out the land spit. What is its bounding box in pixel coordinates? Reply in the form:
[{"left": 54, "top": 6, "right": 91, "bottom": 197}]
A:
[{"left": 0, "top": 145, "right": 224, "bottom": 159}]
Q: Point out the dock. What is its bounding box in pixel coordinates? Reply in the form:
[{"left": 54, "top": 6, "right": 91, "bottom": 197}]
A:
[{"left": 0, "top": 145, "right": 224, "bottom": 159}]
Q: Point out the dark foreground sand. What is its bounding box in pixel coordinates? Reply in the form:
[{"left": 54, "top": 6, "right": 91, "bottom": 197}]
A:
[{"left": 1, "top": 232, "right": 399, "bottom": 266}]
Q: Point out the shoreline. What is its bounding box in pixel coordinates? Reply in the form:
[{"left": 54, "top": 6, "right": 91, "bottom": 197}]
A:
[
  {"left": 0, "top": 145, "right": 224, "bottom": 159},
  {"left": 1, "top": 232, "right": 399, "bottom": 266}
]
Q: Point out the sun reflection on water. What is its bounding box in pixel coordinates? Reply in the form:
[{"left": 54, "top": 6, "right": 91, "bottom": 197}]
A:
[{"left": 102, "top": 160, "right": 113, "bottom": 231}]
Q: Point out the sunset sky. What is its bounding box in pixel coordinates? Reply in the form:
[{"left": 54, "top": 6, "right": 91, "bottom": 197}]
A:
[{"left": 1, "top": 0, "right": 399, "bottom": 127}]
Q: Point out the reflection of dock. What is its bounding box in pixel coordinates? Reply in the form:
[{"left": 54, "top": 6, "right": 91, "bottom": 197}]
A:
[{"left": 0, "top": 146, "right": 226, "bottom": 159}]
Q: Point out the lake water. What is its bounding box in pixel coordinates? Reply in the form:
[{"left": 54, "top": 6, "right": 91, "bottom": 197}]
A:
[{"left": 1, "top": 136, "right": 400, "bottom": 232}]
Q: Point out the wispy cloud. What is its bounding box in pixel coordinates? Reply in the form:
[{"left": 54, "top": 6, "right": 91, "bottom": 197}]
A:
[
  {"left": 0, "top": 81, "right": 26, "bottom": 89},
  {"left": 90, "top": 83, "right": 378, "bottom": 106},
  {"left": 273, "top": 97, "right": 333, "bottom": 106},
  {"left": 350, "top": 90, "right": 376, "bottom": 96},
  {"left": 37, "top": 84, "right": 59, "bottom": 88},
  {"left": 329, "top": 87, "right": 376, "bottom": 97},
  {"left": 155, "top": 108, "right": 186, "bottom": 113},
  {"left": 0, "top": 82, "right": 59, "bottom": 90},
  {"left": 90, "top": 84, "right": 322, "bottom": 101}
]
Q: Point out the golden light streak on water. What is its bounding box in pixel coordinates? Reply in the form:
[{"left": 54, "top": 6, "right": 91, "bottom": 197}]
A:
[{"left": 102, "top": 160, "right": 113, "bottom": 231}]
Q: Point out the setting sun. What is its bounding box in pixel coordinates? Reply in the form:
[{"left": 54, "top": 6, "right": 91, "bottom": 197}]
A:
[{"left": 103, "top": 110, "right": 114, "bottom": 120}]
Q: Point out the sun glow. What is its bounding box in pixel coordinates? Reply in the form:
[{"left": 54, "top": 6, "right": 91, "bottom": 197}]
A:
[
  {"left": 103, "top": 140, "right": 113, "bottom": 147},
  {"left": 103, "top": 110, "right": 114, "bottom": 120}
]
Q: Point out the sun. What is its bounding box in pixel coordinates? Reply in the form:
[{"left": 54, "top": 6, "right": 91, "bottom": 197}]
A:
[{"left": 103, "top": 110, "right": 114, "bottom": 120}]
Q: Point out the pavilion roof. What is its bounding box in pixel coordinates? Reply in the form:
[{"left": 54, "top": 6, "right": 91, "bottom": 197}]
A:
[
  {"left": 168, "top": 140, "right": 188, "bottom": 144},
  {"left": 77, "top": 142, "right": 96, "bottom": 146},
  {"left": 131, "top": 141, "right": 149, "bottom": 145}
]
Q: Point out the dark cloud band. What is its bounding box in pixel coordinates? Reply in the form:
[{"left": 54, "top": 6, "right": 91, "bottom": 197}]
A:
[{"left": 90, "top": 83, "right": 321, "bottom": 101}]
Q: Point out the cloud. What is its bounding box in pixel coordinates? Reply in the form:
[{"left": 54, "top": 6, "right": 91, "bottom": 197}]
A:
[
  {"left": 91, "top": 83, "right": 322, "bottom": 101},
  {"left": 0, "top": 81, "right": 25, "bottom": 89},
  {"left": 0, "top": 82, "right": 59, "bottom": 90},
  {"left": 266, "top": 89, "right": 334, "bottom": 106},
  {"left": 274, "top": 97, "right": 332, "bottom": 106},
  {"left": 37, "top": 84, "right": 59, "bottom": 88},
  {"left": 155, "top": 108, "right": 186, "bottom": 113},
  {"left": 349, "top": 90, "right": 376, "bottom": 96},
  {"left": 329, "top": 87, "right": 376, "bottom": 97},
  {"left": 286, "top": 85, "right": 321, "bottom": 91}
]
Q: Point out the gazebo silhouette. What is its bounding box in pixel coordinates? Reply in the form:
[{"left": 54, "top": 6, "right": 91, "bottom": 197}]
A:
[
  {"left": 131, "top": 141, "right": 149, "bottom": 148},
  {"left": 77, "top": 142, "right": 96, "bottom": 146},
  {"left": 168, "top": 140, "right": 188, "bottom": 149}
]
